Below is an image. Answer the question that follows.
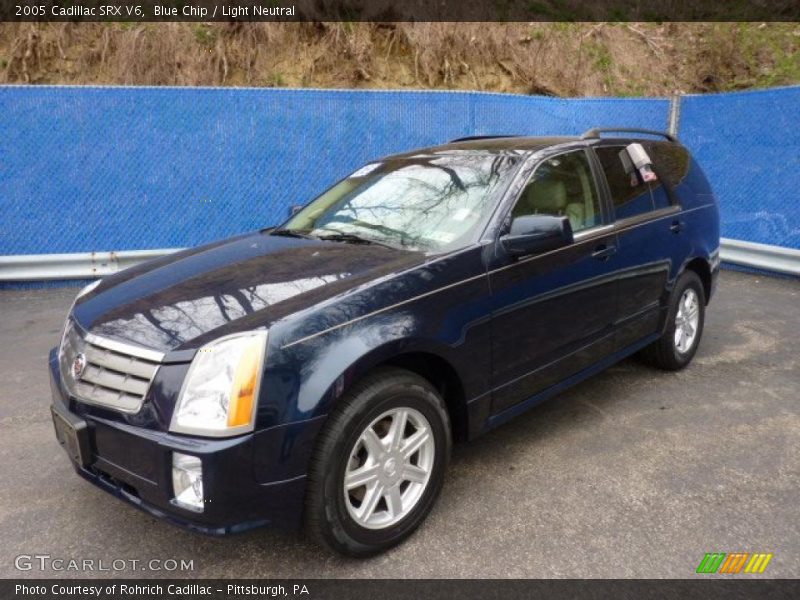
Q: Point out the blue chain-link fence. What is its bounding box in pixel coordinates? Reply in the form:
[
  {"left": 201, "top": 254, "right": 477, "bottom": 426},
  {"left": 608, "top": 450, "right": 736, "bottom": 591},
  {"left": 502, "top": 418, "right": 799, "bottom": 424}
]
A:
[
  {"left": 679, "top": 86, "right": 800, "bottom": 249},
  {"left": 1, "top": 85, "right": 798, "bottom": 261},
  {"left": 0, "top": 86, "right": 668, "bottom": 255}
]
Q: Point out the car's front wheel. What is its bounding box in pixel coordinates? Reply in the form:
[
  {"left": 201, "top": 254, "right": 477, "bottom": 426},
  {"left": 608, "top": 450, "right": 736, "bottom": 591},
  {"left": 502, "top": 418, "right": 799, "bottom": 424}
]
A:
[{"left": 305, "top": 367, "right": 451, "bottom": 557}]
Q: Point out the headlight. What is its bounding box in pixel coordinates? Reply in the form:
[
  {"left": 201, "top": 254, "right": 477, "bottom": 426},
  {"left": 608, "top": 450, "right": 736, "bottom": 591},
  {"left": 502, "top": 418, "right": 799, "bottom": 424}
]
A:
[{"left": 169, "top": 331, "right": 267, "bottom": 437}]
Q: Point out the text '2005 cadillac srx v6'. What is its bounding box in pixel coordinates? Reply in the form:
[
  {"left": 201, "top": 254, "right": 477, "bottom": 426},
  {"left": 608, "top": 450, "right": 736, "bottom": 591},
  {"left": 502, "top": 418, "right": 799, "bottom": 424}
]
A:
[{"left": 50, "top": 129, "right": 719, "bottom": 556}]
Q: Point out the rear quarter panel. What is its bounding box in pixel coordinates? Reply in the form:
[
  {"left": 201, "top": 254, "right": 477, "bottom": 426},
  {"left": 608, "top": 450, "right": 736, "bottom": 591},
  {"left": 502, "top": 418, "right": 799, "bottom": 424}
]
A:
[
  {"left": 674, "top": 155, "right": 721, "bottom": 286},
  {"left": 650, "top": 144, "right": 721, "bottom": 291}
]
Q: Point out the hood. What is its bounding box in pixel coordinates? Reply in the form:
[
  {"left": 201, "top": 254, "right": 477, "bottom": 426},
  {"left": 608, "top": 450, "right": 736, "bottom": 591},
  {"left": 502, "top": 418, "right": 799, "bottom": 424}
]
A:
[{"left": 72, "top": 232, "right": 424, "bottom": 352}]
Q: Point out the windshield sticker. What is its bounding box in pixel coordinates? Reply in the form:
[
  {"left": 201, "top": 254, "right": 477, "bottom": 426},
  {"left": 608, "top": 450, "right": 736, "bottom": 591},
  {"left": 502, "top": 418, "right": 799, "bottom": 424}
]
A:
[
  {"left": 452, "top": 208, "right": 473, "bottom": 222},
  {"left": 426, "top": 231, "right": 457, "bottom": 244}
]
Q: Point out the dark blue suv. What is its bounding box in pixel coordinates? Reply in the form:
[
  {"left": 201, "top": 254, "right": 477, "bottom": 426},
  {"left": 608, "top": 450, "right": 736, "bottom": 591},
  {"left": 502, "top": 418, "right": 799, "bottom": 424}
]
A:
[{"left": 49, "top": 129, "right": 720, "bottom": 556}]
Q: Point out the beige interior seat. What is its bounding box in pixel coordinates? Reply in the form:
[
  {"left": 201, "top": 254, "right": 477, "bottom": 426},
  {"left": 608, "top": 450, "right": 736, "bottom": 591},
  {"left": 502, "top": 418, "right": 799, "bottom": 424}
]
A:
[
  {"left": 565, "top": 202, "right": 586, "bottom": 231},
  {"left": 513, "top": 179, "right": 567, "bottom": 218},
  {"left": 512, "top": 175, "right": 591, "bottom": 232}
]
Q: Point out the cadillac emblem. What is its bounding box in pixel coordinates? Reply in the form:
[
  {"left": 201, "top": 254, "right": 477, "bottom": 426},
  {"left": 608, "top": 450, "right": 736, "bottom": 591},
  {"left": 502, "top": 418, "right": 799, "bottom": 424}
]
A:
[{"left": 71, "top": 353, "right": 87, "bottom": 380}]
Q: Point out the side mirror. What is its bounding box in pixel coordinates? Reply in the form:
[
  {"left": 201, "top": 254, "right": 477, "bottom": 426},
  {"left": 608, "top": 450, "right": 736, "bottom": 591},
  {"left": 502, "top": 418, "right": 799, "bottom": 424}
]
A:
[{"left": 500, "top": 215, "right": 573, "bottom": 257}]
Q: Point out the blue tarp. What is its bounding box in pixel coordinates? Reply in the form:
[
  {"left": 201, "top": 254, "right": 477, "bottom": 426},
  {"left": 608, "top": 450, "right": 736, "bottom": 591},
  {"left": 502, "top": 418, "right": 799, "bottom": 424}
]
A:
[
  {"left": 1, "top": 85, "right": 797, "bottom": 255},
  {"left": 679, "top": 87, "right": 800, "bottom": 249},
  {"left": 0, "top": 86, "right": 668, "bottom": 254}
]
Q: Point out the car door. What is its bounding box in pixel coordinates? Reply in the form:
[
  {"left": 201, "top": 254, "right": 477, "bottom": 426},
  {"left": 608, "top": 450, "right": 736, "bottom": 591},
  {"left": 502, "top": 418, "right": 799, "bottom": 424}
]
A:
[
  {"left": 592, "top": 143, "right": 685, "bottom": 351},
  {"left": 488, "top": 148, "right": 619, "bottom": 415}
]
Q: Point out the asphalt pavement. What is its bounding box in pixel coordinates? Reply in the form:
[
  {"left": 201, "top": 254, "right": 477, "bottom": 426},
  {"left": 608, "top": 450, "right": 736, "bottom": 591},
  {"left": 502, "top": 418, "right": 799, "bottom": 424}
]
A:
[{"left": 0, "top": 270, "right": 797, "bottom": 578}]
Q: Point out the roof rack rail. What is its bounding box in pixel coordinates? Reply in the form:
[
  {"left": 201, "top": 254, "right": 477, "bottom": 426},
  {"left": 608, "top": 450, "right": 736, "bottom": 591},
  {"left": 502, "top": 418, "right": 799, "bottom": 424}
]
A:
[
  {"left": 449, "top": 135, "right": 520, "bottom": 143},
  {"left": 580, "top": 128, "right": 678, "bottom": 143}
]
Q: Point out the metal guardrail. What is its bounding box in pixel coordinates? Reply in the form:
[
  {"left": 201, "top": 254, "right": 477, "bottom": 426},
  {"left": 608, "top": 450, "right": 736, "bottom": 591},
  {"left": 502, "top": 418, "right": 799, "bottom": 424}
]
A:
[
  {"left": 0, "top": 239, "right": 798, "bottom": 281},
  {"left": 0, "top": 249, "right": 181, "bottom": 281},
  {"left": 719, "top": 238, "right": 800, "bottom": 277}
]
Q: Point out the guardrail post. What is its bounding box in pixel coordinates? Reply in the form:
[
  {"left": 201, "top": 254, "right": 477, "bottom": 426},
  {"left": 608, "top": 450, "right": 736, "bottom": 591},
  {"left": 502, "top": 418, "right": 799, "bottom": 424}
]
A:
[{"left": 668, "top": 94, "right": 682, "bottom": 138}]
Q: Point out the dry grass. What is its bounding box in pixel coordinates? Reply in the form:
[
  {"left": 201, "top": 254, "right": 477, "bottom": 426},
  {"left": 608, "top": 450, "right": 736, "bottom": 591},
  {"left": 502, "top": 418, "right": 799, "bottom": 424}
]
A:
[{"left": 1, "top": 22, "right": 798, "bottom": 95}]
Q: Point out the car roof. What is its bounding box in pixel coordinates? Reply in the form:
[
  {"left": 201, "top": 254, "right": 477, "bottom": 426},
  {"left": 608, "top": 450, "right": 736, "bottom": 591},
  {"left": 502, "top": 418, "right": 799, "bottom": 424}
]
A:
[
  {"left": 386, "top": 136, "right": 579, "bottom": 159},
  {"left": 384, "top": 130, "right": 681, "bottom": 160}
]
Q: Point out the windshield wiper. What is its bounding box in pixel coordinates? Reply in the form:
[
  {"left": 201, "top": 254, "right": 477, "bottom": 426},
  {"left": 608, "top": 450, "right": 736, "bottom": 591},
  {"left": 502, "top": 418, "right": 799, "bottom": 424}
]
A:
[
  {"left": 344, "top": 219, "right": 420, "bottom": 248},
  {"left": 316, "top": 232, "right": 396, "bottom": 249},
  {"left": 270, "top": 228, "right": 315, "bottom": 239}
]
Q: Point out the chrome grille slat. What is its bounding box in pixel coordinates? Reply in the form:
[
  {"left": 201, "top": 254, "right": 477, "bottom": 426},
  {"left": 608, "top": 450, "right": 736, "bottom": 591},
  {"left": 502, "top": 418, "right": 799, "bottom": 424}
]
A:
[
  {"left": 84, "top": 344, "right": 158, "bottom": 380},
  {"left": 59, "top": 318, "right": 163, "bottom": 414},
  {"left": 74, "top": 382, "right": 143, "bottom": 413},
  {"left": 80, "top": 364, "right": 150, "bottom": 396}
]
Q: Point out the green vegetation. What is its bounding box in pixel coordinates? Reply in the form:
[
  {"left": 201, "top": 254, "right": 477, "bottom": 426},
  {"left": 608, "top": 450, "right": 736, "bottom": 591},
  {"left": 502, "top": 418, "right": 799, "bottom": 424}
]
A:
[
  {"left": 267, "top": 72, "right": 286, "bottom": 87},
  {"left": 738, "top": 25, "right": 800, "bottom": 89},
  {"left": 193, "top": 25, "right": 217, "bottom": 47}
]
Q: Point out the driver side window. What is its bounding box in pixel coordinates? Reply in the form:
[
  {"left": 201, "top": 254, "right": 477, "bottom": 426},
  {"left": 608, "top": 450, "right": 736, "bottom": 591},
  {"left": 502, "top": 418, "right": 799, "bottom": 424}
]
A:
[{"left": 511, "top": 150, "right": 602, "bottom": 233}]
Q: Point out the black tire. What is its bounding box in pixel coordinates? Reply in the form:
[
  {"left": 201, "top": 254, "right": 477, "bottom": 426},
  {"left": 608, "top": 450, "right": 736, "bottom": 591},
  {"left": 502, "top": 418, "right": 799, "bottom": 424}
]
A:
[
  {"left": 639, "top": 270, "right": 706, "bottom": 370},
  {"left": 305, "top": 367, "right": 451, "bottom": 557}
]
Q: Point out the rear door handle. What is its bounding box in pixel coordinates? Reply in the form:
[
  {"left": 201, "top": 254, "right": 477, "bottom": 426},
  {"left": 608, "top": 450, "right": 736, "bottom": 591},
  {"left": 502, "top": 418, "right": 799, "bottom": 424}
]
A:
[
  {"left": 592, "top": 244, "right": 617, "bottom": 261},
  {"left": 670, "top": 220, "right": 685, "bottom": 233}
]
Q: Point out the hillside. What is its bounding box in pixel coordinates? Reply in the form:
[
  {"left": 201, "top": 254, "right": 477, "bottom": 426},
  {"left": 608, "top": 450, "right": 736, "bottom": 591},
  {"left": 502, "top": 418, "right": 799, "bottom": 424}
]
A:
[{"left": 1, "top": 22, "right": 799, "bottom": 96}]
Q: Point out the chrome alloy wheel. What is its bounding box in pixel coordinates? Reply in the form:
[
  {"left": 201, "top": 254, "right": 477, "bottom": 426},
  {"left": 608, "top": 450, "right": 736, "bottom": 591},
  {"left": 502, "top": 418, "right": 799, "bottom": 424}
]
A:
[
  {"left": 674, "top": 288, "right": 700, "bottom": 354},
  {"left": 343, "top": 407, "right": 435, "bottom": 530}
]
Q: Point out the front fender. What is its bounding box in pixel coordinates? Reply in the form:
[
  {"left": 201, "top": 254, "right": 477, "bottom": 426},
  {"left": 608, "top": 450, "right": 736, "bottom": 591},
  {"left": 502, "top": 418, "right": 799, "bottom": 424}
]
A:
[{"left": 266, "top": 309, "right": 472, "bottom": 426}]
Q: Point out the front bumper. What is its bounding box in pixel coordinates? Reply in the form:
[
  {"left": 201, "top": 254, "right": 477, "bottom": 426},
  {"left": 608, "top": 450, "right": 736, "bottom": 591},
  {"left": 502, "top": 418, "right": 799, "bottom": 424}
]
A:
[{"left": 48, "top": 350, "right": 314, "bottom": 535}]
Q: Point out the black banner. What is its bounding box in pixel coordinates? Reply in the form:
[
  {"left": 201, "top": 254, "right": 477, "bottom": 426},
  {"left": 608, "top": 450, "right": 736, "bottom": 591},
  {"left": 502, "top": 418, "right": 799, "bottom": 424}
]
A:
[
  {"left": 2, "top": 0, "right": 800, "bottom": 22},
  {"left": 4, "top": 579, "right": 800, "bottom": 600}
]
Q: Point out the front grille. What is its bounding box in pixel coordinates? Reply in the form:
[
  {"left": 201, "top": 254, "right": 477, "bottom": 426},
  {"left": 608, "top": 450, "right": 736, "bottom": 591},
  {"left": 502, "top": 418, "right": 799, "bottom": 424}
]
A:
[{"left": 59, "top": 318, "right": 164, "bottom": 413}]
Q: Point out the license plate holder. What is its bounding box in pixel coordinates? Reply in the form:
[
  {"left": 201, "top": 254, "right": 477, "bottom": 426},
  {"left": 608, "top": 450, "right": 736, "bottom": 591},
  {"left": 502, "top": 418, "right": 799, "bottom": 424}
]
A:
[{"left": 51, "top": 406, "right": 91, "bottom": 468}]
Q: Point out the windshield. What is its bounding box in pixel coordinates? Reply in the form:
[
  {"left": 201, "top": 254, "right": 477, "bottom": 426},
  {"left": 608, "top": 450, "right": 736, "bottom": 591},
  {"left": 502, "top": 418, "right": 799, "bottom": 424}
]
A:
[{"left": 279, "top": 153, "right": 521, "bottom": 252}]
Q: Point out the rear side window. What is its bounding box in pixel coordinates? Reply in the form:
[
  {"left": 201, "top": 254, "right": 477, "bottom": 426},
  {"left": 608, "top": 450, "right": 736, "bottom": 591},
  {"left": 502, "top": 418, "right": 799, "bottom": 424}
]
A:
[
  {"left": 647, "top": 143, "right": 691, "bottom": 189},
  {"left": 595, "top": 146, "right": 671, "bottom": 219}
]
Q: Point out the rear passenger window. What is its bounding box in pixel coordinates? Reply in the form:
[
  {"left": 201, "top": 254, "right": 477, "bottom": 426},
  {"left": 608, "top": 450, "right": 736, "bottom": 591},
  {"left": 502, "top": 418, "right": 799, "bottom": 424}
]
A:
[
  {"left": 511, "top": 150, "right": 602, "bottom": 233},
  {"left": 647, "top": 143, "right": 690, "bottom": 189},
  {"left": 595, "top": 146, "right": 671, "bottom": 219}
]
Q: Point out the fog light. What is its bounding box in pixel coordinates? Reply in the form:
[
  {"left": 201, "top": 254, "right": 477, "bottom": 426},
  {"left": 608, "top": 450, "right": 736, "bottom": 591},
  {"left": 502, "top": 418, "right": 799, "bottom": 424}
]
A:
[{"left": 172, "top": 453, "right": 204, "bottom": 512}]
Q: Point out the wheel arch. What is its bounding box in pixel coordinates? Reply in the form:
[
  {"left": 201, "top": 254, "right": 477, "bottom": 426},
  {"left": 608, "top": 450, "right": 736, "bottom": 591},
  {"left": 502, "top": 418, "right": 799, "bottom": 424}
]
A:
[
  {"left": 682, "top": 256, "right": 712, "bottom": 304},
  {"left": 380, "top": 352, "right": 468, "bottom": 443},
  {"left": 335, "top": 343, "right": 470, "bottom": 443}
]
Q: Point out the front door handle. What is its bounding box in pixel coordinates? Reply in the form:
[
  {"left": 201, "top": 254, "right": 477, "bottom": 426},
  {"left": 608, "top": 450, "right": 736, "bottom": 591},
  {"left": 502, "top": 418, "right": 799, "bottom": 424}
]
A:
[
  {"left": 670, "top": 220, "right": 685, "bottom": 233},
  {"left": 591, "top": 244, "right": 617, "bottom": 261}
]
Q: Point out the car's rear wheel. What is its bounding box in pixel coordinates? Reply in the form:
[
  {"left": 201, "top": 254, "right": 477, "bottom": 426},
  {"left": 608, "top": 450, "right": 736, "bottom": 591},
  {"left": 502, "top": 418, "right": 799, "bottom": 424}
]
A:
[
  {"left": 305, "top": 367, "right": 451, "bottom": 557},
  {"left": 639, "top": 270, "right": 706, "bottom": 370}
]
